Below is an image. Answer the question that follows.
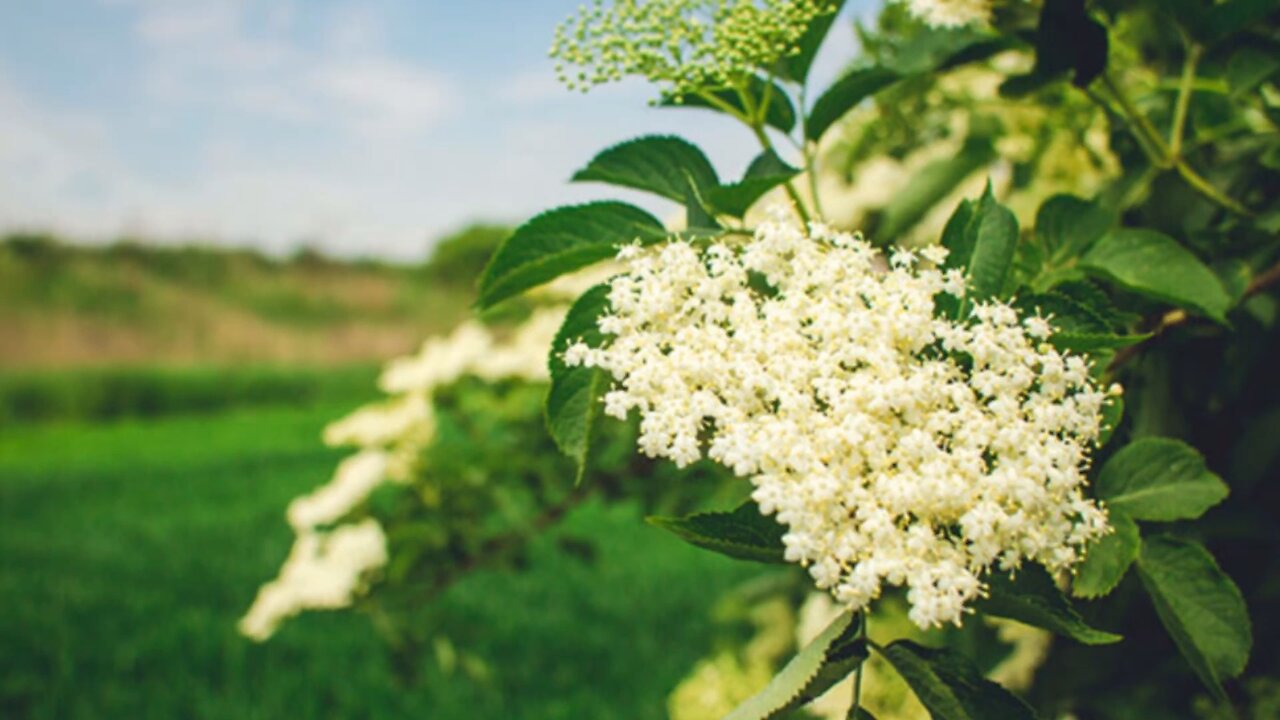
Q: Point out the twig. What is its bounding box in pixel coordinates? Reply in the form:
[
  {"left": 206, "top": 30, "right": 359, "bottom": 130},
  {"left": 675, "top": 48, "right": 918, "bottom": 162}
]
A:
[{"left": 1108, "top": 259, "right": 1280, "bottom": 372}]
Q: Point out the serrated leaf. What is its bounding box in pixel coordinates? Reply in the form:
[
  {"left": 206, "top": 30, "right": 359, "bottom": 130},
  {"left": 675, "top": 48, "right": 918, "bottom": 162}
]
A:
[
  {"left": 1073, "top": 510, "right": 1139, "bottom": 599},
  {"left": 878, "top": 640, "right": 1038, "bottom": 720},
  {"left": 647, "top": 501, "right": 787, "bottom": 564},
  {"left": 705, "top": 149, "right": 800, "bottom": 217},
  {"left": 807, "top": 66, "right": 902, "bottom": 141},
  {"left": 940, "top": 184, "right": 1018, "bottom": 318},
  {"left": 978, "top": 565, "right": 1122, "bottom": 645},
  {"left": 726, "top": 610, "right": 867, "bottom": 720},
  {"left": 662, "top": 76, "right": 796, "bottom": 133},
  {"left": 476, "top": 203, "right": 665, "bottom": 309},
  {"left": 1136, "top": 535, "right": 1252, "bottom": 701},
  {"left": 546, "top": 284, "right": 612, "bottom": 482},
  {"left": 1035, "top": 194, "right": 1112, "bottom": 262},
  {"left": 777, "top": 0, "right": 847, "bottom": 84},
  {"left": 1096, "top": 438, "right": 1229, "bottom": 522},
  {"left": 571, "top": 135, "right": 719, "bottom": 205},
  {"left": 1080, "top": 229, "right": 1232, "bottom": 323}
]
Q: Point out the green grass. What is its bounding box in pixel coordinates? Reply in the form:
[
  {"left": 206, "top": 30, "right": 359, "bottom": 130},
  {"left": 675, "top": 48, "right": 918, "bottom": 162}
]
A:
[
  {"left": 0, "top": 365, "right": 381, "bottom": 426},
  {"left": 0, "top": 402, "right": 754, "bottom": 719}
]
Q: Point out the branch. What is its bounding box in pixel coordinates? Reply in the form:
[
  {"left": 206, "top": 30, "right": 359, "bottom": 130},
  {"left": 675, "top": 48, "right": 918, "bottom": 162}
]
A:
[{"left": 1108, "top": 259, "right": 1280, "bottom": 372}]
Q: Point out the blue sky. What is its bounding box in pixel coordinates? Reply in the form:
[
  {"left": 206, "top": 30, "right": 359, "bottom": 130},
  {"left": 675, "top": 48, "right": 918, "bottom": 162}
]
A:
[{"left": 0, "top": 0, "right": 872, "bottom": 260}]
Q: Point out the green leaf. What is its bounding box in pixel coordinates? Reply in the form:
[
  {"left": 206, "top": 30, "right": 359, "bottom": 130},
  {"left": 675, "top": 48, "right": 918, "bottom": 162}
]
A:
[
  {"left": 1136, "top": 535, "right": 1252, "bottom": 700},
  {"left": 1073, "top": 510, "right": 1139, "bottom": 599},
  {"left": 940, "top": 183, "right": 1019, "bottom": 317},
  {"left": 705, "top": 150, "right": 800, "bottom": 218},
  {"left": 571, "top": 135, "right": 719, "bottom": 205},
  {"left": 877, "top": 640, "right": 1038, "bottom": 720},
  {"left": 1080, "top": 229, "right": 1232, "bottom": 323},
  {"left": 662, "top": 76, "right": 797, "bottom": 133},
  {"left": 806, "top": 66, "right": 902, "bottom": 141},
  {"left": 647, "top": 500, "right": 787, "bottom": 564},
  {"left": 1015, "top": 286, "right": 1148, "bottom": 354},
  {"left": 875, "top": 137, "right": 996, "bottom": 240},
  {"left": 1035, "top": 194, "right": 1112, "bottom": 263},
  {"left": 1095, "top": 438, "right": 1229, "bottom": 522},
  {"left": 725, "top": 610, "right": 867, "bottom": 720},
  {"left": 476, "top": 202, "right": 665, "bottom": 309},
  {"left": 1227, "top": 44, "right": 1280, "bottom": 98},
  {"left": 777, "top": 0, "right": 847, "bottom": 84},
  {"left": 546, "top": 284, "right": 613, "bottom": 482},
  {"left": 978, "top": 565, "right": 1122, "bottom": 645}
]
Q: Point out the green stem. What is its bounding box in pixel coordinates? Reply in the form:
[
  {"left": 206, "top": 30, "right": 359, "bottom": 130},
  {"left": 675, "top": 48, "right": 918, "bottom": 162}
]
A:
[
  {"left": 847, "top": 611, "right": 868, "bottom": 720},
  {"left": 797, "top": 83, "right": 827, "bottom": 222},
  {"left": 751, "top": 124, "right": 812, "bottom": 225},
  {"left": 1098, "top": 72, "right": 1252, "bottom": 217},
  {"left": 1169, "top": 44, "right": 1202, "bottom": 159}
]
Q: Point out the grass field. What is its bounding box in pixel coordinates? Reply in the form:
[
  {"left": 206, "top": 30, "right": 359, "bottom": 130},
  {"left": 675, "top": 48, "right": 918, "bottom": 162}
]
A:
[{"left": 0, "top": 396, "right": 756, "bottom": 719}]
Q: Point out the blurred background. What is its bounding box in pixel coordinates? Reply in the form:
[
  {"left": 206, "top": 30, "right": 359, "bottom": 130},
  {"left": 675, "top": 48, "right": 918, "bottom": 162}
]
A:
[{"left": 0, "top": 1, "right": 868, "bottom": 717}]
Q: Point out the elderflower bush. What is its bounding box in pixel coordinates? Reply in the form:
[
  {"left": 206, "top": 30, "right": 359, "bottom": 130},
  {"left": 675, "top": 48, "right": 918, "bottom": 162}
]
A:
[
  {"left": 250, "top": 0, "right": 1279, "bottom": 716},
  {"left": 240, "top": 309, "right": 567, "bottom": 640}
]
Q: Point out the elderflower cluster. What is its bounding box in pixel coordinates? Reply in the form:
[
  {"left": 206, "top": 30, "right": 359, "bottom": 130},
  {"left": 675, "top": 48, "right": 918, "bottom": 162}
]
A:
[
  {"left": 550, "top": 0, "right": 831, "bottom": 96},
  {"left": 241, "top": 308, "right": 566, "bottom": 641},
  {"left": 564, "top": 212, "right": 1110, "bottom": 629}
]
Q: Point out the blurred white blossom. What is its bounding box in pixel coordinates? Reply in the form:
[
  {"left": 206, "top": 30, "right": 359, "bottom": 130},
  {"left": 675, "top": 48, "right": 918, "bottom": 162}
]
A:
[
  {"left": 242, "top": 304, "right": 567, "bottom": 641},
  {"left": 239, "top": 519, "right": 388, "bottom": 642},
  {"left": 566, "top": 211, "right": 1111, "bottom": 628},
  {"left": 903, "top": 0, "right": 995, "bottom": 27}
]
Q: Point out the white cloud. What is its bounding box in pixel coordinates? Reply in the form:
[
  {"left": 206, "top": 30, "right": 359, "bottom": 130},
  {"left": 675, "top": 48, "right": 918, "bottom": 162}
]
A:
[{"left": 311, "top": 57, "right": 452, "bottom": 137}]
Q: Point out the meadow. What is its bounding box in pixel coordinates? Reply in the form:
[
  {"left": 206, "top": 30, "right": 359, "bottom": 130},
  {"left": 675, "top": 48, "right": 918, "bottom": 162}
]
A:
[
  {"left": 0, "top": 389, "right": 756, "bottom": 718},
  {"left": 0, "top": 230, "right": 759, "bottom": 717}
]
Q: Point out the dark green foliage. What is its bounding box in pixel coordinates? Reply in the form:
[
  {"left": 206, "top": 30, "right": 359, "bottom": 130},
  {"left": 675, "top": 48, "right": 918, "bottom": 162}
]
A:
[
  {"left": 877, "top": 640, "right": 1038, "bottom": 719},
  {"left": 1137, "top": 536, "right": 1252, "bottom": 700},
  {"left": 705, "top": 150, "right": 800, "bottom": 218},
  {"left": 647, "top": 500, "right": 788, "bottom": 564},
  {"left": 978, "top": 566, "right": 1122, "bottom": 645},
  {"left": 572, "top": 135, "right": 719, "bottom": 205},
  {"left": 476, "top": 202, "right": 665, "bottom": 309},
  {"left": 546, "top": 285, "right": 613, "bottom": 482},
  {"left": 807, "top": 67, "right": 902, "bottom": 141},
  {"left": 1095, "top": 438, "right": 1229, "bottom": 522}
]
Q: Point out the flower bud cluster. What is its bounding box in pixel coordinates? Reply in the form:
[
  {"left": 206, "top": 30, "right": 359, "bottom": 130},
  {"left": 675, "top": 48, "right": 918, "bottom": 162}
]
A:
[
  {"left": 565, "top": 213, "right": 1110, "bottom": 628},
  {"left": 550, "top": 0, "right": 831, "bottom": 96}
]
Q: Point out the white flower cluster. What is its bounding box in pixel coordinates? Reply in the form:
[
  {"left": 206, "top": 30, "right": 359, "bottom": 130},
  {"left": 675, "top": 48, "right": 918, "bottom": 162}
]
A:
[
  {"left": 241, "top": 308, "right": 566, "bottom": 640},
  {"left": 564, "top": 213, "right": 1110, "bottom": 628}
]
